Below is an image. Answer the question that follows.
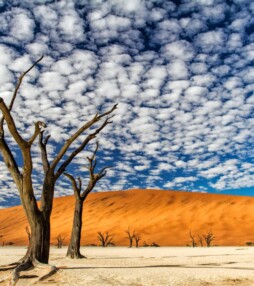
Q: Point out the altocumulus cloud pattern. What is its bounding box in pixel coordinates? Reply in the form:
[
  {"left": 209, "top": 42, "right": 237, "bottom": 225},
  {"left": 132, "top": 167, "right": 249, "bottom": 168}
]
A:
[{"left": 0, "top": 0, "right": 253, "bottom": 207}]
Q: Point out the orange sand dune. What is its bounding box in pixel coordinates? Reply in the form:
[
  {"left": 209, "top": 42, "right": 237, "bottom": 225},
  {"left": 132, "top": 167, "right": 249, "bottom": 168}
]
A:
[{"left": 0, "top": 189, "right": 254, "bottom": 246}]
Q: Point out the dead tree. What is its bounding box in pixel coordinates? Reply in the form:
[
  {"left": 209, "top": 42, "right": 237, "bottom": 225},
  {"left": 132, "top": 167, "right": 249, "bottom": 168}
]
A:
[
  {"left": 150, "top": 242, "right": 160, "bottom": 247},
  {"left": 56, "top": 234, "right": 65, "bottom": 248},
  {"left": 125, "top": 228, "right": 135, "bottom": 248},
  {"left": 64, "top": 142, "right": 109, "bottom": 259},
  {"left": 0, "top": 56, "right": 117, "bottom": 284},
  {"left": 198, "top": 235, "right": 203, "bottom": 247},
  {"left": 189, "top": 230, "right": 196, "bottom": 248},
  {"left": 143, "top": 241, "right": 149, "bottom": 247},
  {"left": 25, "top": 226, "right": 31, "bottom": 243},
  {"left": 134, "top": 233, "right": 141, "bottom": 248},
  {"left": 203, "top": 231, "right": 215, "bottom": 247},
  {"left": 97, "top": 231, "right": 114, "bottom": 247}
]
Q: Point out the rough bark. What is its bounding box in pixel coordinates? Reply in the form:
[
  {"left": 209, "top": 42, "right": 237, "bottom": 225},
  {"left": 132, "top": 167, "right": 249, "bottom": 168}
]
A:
[
  {"left": 66, "top": 197, "right": 86, "bottom": 258},
  {"left": 22, "top": 212, "right": 50, "bottom": 264}
]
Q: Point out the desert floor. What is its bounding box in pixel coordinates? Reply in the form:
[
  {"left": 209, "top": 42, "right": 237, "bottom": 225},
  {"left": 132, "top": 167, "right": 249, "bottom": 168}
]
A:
[{"left": 1, "top": 247, "right": 254, "bottom": 285}]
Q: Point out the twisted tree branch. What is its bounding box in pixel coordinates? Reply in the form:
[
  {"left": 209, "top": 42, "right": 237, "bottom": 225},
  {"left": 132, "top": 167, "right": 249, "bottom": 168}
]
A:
[
  {"left": 51, "top": 104, "right": 117, "bottom": 172},
  {"left": 54, "top": 114, "right": 115, "bottom": 180},
  {"left": 64, "top": 172, "right": 81, "bottom": 199},
  {"left": 0, "top": 55, "right": 44, "bottom": 133},
  {"left": 39, "top": 131, "right": 50, "bottom": 174}
]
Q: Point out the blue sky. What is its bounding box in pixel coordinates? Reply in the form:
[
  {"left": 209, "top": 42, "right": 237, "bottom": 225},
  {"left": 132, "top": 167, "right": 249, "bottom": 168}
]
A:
[{"left": 0, "top": 0, "right": 254, "bottom": 208}]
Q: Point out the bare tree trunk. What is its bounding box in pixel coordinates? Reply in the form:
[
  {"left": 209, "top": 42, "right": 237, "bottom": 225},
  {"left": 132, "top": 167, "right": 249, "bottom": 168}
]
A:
[
  {"left": 22, "top": 213, "right": 50, "bottom": 263},
  {"left": 65, "top": 142, "right": 110, "bottom": 259},
  {"left": 18, "top": 177, "right": 55, "bottom": 264},
  {"left": 20, "top": 187, "right": 52, "bottom": 264},
  {"left": 67, "top": 197, "right": 85, "bottom": 259}
]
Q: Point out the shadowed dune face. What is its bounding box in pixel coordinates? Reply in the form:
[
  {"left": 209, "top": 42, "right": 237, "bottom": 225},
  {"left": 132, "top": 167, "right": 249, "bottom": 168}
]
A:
[{"left": 0, "top": 189, "right": 254, "bottom": 246}]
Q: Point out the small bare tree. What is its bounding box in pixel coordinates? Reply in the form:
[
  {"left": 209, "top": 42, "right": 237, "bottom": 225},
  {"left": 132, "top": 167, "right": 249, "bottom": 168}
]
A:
[
  {"left": 134, "top": 233, "right": 141, "bottom": 248},
  {"left": 198, "top": 235, "right": 203, "bottom": 247},
  {"left": 56, "top": 234, "right": 65, "bottom": 248},
  {"left": 125, "top": 228, "right": 135, "bottom": 248},
  {"left": 189, "top": 230, "right": 196, "bottom": 247},
  {"left": 64, "top": 142, "right": 110, "bottom": 259},
  {"left": 203, "top": 231, "right": 215, "bottom": 247},
  {"left": 97, "top": 231, "right": 114, "bottom": 247},
  {"left": 150, "top": 242, "right": 160, "bottom": 247},
  {"left": 25, "top": 226, "right": 31, "bottom": 243}
]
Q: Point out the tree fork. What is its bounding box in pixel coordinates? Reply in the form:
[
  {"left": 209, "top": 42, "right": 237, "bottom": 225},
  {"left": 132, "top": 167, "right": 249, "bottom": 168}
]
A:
[{"left": 65, "top": 142, "right": 110, "bottom": 258}]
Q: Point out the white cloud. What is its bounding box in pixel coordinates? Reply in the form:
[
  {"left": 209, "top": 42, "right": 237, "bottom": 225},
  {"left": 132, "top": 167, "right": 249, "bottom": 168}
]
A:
[
  {"left": 162, "top": 40, "right": 194, "bottom": 61},
  {"left": 195, "top": 30, "right": 227, "bottom": 53},
  {"left": 0, "top": 0, "right": 253, "bottom": 206},
  {"left": 0, "top": 65, "right": 14, "bottom": 85},
  {"left": 58, "top": 10, "right": 85, "bottom": 42},
  {"left": 167, "top": 60, "right": 189, "bottom": 80},
  {"left": 9, "top": 9, "right": 35, "bottom": 42}
]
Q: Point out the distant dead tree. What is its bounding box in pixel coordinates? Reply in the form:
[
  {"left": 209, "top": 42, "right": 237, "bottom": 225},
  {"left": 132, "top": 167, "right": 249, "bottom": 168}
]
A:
[
  {"left": 125, "top": 228, "right": 135, "bottom": 248},
  {"left": 246, "top": 242, "right": 254, "bottom": 246},
  {"left": 189, "top": 230, "right": 196, "bottom": 248},
  {"left": 0, "top": 55, "right": 117, "bottom": 283},
  {"left": 150, "top": 242, "right": 160, "bottom": 247},
  {"left": 56, "top": 234, "right": 65, "bottom": 248},
  {"left": 198, "top": 235, "right": 203, "bottom": 247},
  {"left": 143, "top": 241, "right": 149, "bottom": 247},
  {"left": 134, "top": 233, "right": 141, "bottom": 248},
  {"left": 25, "top": 226, "right": 31, "bottom": 243},
  {"left": 5, "top": 242, "right": 14, "bottom": 246},
  {"left": 203, "top": 231, "right": 215, "bottom": 247},
  {"left": 64, "top": 142, "right": 110, "bottom": 258},
  {"left": 97, "top": 231, "right": 114, "bottom": 247}
]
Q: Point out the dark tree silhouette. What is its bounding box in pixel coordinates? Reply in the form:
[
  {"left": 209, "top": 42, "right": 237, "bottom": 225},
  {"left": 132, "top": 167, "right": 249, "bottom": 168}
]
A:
[
  {"left": 150, "top": 242, "right": 160, "bottom": 247},
  {"left": 198, "top": 234, "right": 203, "bottom": 247},
  {"left": 203, "top": 231, "right": 215, "bottom": 247},
  {"left": 134, "top": 233, "right": 141, "bottom": 248},
  {"left": 64, "top": 142, "right": 109, "bottom": 259},
  {"left": 189, "top": 230, "right": 196, "bottom": 248},
  {"left": 125, "top": 228, "right": 135, "bottom": 248},
  {"left": 0, "top": 56, "right": 117, "bottom": 284},
  {"left": 56, "top": 234, "right": 65, "bottom": 249},
  {"left": 97, "top": 231, "right": 114, "bottom": 247},
  {"left": 143, "top": 241, "right": 149, "bottom": 247}
]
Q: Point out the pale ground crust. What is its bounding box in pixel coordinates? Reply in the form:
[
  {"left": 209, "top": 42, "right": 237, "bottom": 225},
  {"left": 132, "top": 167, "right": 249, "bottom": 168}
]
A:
[{"left": 1, "top": 246, "right": 254, "bottom": 285}]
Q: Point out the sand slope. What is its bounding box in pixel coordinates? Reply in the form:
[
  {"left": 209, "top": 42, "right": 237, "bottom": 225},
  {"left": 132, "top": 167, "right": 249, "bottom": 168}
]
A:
[{"left": 0, "top": 189, "right": 254, "bottom": 246}]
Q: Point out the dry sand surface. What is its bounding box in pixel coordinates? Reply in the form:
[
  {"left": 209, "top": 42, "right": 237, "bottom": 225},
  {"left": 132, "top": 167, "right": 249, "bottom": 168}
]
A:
[
  {"left": 1, "top": 189, "right": 254, "bottom": 246},
  {"left": 1, "top": 246, "right": 254, "bottom": 285}
]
